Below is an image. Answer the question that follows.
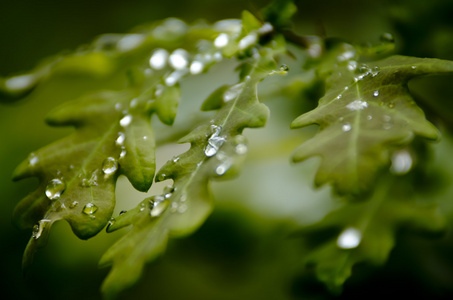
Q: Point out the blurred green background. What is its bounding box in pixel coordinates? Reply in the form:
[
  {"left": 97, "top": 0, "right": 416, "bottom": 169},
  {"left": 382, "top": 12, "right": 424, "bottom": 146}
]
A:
[{"left": 1, "top": 0, "right": 453, "bottom": 299}]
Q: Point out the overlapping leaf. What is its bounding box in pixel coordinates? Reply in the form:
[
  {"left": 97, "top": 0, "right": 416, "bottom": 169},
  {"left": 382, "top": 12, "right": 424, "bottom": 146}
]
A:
[
  {"left": 291, "top": 55, "right": 453, "bottom": 195},
  {"left": 12, "top": 83, "right": 184, "bottom": 268},
  {"left": 99, "top": 49, "right": 281, "bottom": 299},
  {"left": 297, "top": 175, "right": 446, "bottom": 293}
]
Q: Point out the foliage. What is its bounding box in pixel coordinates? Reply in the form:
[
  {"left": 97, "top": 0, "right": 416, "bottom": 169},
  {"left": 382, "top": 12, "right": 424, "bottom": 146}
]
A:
[{"left": 2, "top": 0, "right": 453, "bottom": 299}]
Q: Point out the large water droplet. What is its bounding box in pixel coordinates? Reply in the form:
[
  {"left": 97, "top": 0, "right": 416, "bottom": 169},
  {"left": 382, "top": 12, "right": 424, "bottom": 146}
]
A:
[
  {"left": 205, "top": 125, "right": 226, "bottom": 157},
  {"left": 346, "top": 100, "right": 368, "bottom": 111},
  {"left": 169, "top": 49, "right": 189, "bottom": 70},
  {"left": 214, "top": 33, "right": 229, "bottom": 48},
  {"left": 390, "top": 150, "right": 413, "bottom": 175},
  {"left": 373, "top": 90, "right": 380, "bottom": 97},
  {"left": 150, "top": 198, "right": 168, "bottom": 217},
  {"left": 102, "top": 157, "right": 118, "bottom": 175},
  {"left": 337, "top": 227, "right": 362, "bottom": 249},
  {"left": 149, "top": 48, "right": 169, "bottom": 70},
  {"left": 120, "top": 115, "right": 132, "bottom": 127},
  {"left": 235, "top": 143, "right": 248, "bottom": 155},
  {"left": 45, "top": 179, "right": 66, "bottom": 200},
  {"left": 83, "top": 203, "right": 98, "bottom": 215}
]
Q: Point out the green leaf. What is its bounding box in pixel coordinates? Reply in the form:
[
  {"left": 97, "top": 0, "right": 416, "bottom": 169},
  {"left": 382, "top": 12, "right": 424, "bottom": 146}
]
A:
[
  {"left": 99, "top": 49, "right": 279, "bottom": 299},
  {"left": 291, "top": 55, "right": 453, "bottom": 195},
  {"left": 298, "top": 175, "right": 446, "bottom": 293},
  {"left": 12, "top": 90, "right": 157, "bottom": 269}
]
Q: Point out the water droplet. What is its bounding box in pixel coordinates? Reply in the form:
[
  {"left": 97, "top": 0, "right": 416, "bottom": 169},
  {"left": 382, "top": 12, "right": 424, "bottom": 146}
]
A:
[
  {"left": 177, "top": 203, "right": 188, "bottom": 213},
  {"left": 165, "top": 69, "right": 188, "bottom": 86},
  {"left": 346, "top": 100, "right": 368, "bottom": 111},
  {"left": 120, "top": 148, "right": 127, "bottom": 159},
  {"left": 120, "top": 115, "right": 132, "bottom": 127},
  {"left": 390, "top": 150, "right": 413, "bottom": 175},
  {"left": 205, "top": 125, "right": 225, "bottom": 157},
  {"left": 83, "top": 203, "right": 98, "bottom": 215},
  {"left": 280, "top": 64, "right": 289, "bottom": 72},
  {"left": 213, "top": 51, "right": 223, "bottom": 62},
  {"left": 106, "top": 218, "right": 116, "bottom": 232},
  {"left": 190, "top": 60, "right": 204, "bottom": 74},
  {"left": 388, "top": 102, "right": 395, "bottom": 108},
  {"left": 5, "top": 74, "right": 36, "bottom": 91},
  {"left": 116, "top": 132, "right": 126, "bottom": 146},
  {"left": 155, "top": 84, "right": 164, "bottom": 97},
  {"left": 150, "top": 200, "right": 168, "bottom": 217},
  {"left": 337, "top": 227, "right": 362, "bottom": 249},
  {"left": 115, "top": 103, "right": 122, "bottom": 111},
  {"left": 140, "top": 203, "right": 146, "bottom": 211},
  {"left": 342, "top": 123, "right": 352, "bottom": 132},
  {"left": 235, "top": 143, "right": 248, "bottom": 155},
  {"left": 347, "top": 61, "right": 358, "bottom": 71},
  {"left": 367, "top": 115, "right": 373, "bottom": 121},
  {"left": 129, "top": 98, "right": 138, "bottom": 108},
  {"left": 373, "top": 90, "right": 380, "bottom": 97},
  {"left": 169, "top": 49, "right": 189, "bottom": 70},
  {"left": 29, "top": 153, "right": 39, "bottom": 166},
  {"left": 163, "top": 185, "right": 174, "bottom": 194},
  {"left": 215, "top": 160, "right": 232, "bottom": 176},
  {"left": 380, "top": 32, "right": 394, "bottom": 43},
  {"left": 32, "top": 219, "right": 51, "bottom": 239},
  {"left": 214, "top": 33, "right": 229, "bottom": 48},
  {"left": 102, "top": 157, "right": 118, "bottom": 175},
  {"left": 171, "top": 201, "right": 179, "bottom": 212},
  {"left": 117, "top": 34, "right": 145, "bottom": 52},
  {"left": 45, "top": 179, "right": 66, "bottom": 200},
  {"left": 179, "top": 193, "right": 187, "bottom": 202},
  {"left": 119, "top": 210, "right": 127, "bottom": 215},
  {"left": 411, "top": 65, "right": 417, "bottom": 70},
  {"left": 149, "top": 49, "right": 169, "bottom": 70},
  {"left": 238, "top": 33, "right": 258, "bottom": 50},
  {"left": 223, "top": 83, "right": 244, "bottom": 102},
  {"left": 69, "top": 201, "right": 79, "bottom": 209}
]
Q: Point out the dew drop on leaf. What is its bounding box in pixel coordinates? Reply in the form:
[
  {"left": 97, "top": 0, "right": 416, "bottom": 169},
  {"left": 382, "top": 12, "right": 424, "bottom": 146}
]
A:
[
  {"left": 205, "top": 125, "right": 226, "bottom": 157},
  {"left": 223, "top": 83, "right": 244, "bottom": 102},
  {"left": 390, "top": 150, "right": 413, "bottom": 175},
  {"left": 83, "top": 203, "right": 98, "bottom": 215},
  {"left": 215, "top": 160, "right": 232, "bottom": 176},
  {"left": 28, "top": 153, "right": 39, "bottom": 166},
  {"left": 190, "top": 60, "right": 204, "bottom": 74},
  {"left": 117, "top": 34, "right": 145, "bottom": 52},
  {"left": 150, "top": 199, "right": 168, "bottom": 217},
  {"left": 119, "top": 115, "right": 132, "bottom": 127},
  {"left": 337, "top": 227, "right": 362, "bottom": 249},
  {"left": 373, "top": 90, "right": 379, "bottom": 97},
  {"left": 342, "top": 123, "right": 352, "bottom": 132},
  {"left": 149, "top": 48, "right": 169, "bottom": 70},
  {"left": 380, "top": 32, "right": 395, "bottom": 43},
  {"left": 69, "top": 201, "right": 79, "bottom": 209},
  {"left": 346, "top": 100, "right": 368, "bottom": 111},
  {"left": 214, "top": 33, "right": 229, "bottom": 48},
  {"left": 177, "top": 203, "right": 188, "bottom": 213},
  {"left": 5, "top": 74, "right": 36, "bottom": 91},
  {"left": 45, "top": 179, "right": 66, "bottom": 200},
  {"left": 238, "top": 33, "right": 258, "bottom": 50},
  {"left": 32, "top": 219, "right": 50, "bottom": 239},
  {"left": 115, "top": 132, "right": 126, "bottom": 146},
  {"left": 102, "top": 157, "right": 118, "bottom": 175},
  {"left": 169, "top": 49, "right": 189, "bottom": 70},
  {"left": 235, "top": 143, "right": 248, "bottom": 155}
]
